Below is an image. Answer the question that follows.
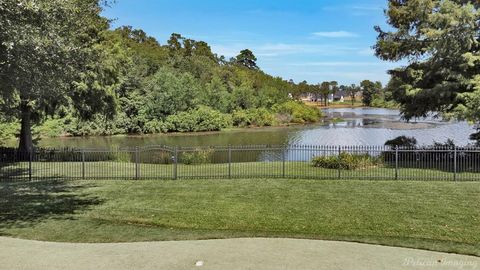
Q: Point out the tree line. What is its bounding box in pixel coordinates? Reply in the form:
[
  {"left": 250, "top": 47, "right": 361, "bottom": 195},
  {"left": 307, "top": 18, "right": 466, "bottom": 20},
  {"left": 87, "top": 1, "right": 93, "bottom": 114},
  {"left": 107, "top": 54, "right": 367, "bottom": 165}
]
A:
[{"left": 296, "top": 80, "right": 396, "bottom": 108}]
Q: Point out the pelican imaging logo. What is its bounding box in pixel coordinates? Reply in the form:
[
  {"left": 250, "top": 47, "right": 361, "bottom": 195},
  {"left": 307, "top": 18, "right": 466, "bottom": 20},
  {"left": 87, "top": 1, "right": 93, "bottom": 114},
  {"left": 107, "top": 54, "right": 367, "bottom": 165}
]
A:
[{"left": 403, "top": 257, "right": 478, "bottom": 269}]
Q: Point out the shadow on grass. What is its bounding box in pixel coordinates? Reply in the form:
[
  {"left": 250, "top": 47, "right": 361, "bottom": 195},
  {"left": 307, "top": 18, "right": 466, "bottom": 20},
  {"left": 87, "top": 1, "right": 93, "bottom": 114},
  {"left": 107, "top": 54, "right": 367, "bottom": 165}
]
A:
[{"left": 0, "top": 180, "right": 103, "bottom": 229}]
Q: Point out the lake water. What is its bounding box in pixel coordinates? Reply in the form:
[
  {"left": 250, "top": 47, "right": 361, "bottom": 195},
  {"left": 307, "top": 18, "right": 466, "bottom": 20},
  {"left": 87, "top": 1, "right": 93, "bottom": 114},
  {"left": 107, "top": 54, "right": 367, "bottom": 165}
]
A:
[{"left": 37, "top": 108, "right": 477, "bottom": 148}]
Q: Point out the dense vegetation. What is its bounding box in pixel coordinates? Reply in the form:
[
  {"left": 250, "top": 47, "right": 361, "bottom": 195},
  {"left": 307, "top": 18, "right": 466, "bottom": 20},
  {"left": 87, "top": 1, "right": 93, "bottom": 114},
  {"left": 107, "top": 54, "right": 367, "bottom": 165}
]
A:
[
  {"left": 375, "top": 0, "right": 480, "bottom": 144},
  {"left": 0, "top": 0, "right": 114, "bottom": 151},
  {"left": 1, "top": 27, "right": 323, "bottom": 140},
  {"left": 0, "top": 1, "right": 322, "bottom": 149}
]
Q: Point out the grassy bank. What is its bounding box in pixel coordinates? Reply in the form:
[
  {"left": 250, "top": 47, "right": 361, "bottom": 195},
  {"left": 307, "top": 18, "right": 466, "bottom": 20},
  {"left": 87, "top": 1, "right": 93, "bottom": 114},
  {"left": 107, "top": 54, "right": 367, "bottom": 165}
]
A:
[{"left": 0, "top": 179, "right": 479, "bottom": 256}]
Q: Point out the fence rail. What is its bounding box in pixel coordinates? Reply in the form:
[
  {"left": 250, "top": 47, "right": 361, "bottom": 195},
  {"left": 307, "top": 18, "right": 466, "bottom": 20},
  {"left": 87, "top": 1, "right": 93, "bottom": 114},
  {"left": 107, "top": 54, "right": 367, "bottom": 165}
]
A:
[{"left": 1, "top": 145, "right": 480, "bottom": 181}]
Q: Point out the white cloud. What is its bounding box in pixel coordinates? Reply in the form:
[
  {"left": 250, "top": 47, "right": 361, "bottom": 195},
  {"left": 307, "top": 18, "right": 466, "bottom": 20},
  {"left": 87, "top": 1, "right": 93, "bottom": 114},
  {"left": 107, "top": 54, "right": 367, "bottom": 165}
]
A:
[
  {"left": 209, "top": 45, "right": 240, "bottom": 58},
  {"left": 322, "top": 4, "right": 384, "bottom": 15},
  {"left": 312, "top": 31, "right": 359, "bottom": 38},
  {"left": 292, "top": 70, "right": 390, "bottom": 83},
  {"left": 350, "top": 5, "right": 383, "bottom": 11},
  {"left": 211, "top": 43, "right": 358, "bottom": 58},
  {"left": 289, "top": 61, "right": 397, "bottom": 67},
  {"left": 358, "top": 48, "right": 375, "bottom": 56}
]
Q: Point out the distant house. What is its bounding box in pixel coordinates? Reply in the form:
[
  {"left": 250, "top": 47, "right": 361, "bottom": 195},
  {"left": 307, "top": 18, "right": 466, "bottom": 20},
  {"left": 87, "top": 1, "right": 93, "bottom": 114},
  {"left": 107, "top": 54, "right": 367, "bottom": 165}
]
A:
[
  {"left": 328, "top": 90, "right": 347, "bottom": 102},
  {"left": 300, "top": 93, "right": 319, "bottom": 102},
  {"left": 301, "top": 90, "right": 362, "bottom": 104}
]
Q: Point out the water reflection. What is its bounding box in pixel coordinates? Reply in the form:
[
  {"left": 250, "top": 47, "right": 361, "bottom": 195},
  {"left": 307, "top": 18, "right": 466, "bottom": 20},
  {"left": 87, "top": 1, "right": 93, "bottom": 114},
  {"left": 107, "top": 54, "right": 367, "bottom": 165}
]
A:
[{"left": 35, "top": 108, "right": 476, "bottom": 148}]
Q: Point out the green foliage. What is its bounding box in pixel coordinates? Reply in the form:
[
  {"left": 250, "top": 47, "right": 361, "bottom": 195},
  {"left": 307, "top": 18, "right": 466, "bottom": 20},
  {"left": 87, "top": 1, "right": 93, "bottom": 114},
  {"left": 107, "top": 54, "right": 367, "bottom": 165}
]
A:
[
  {"left": 384, "top": 136, "right": 418, "bottom": 148},
  {"left": 1, "top": 5, "right": 326, "bottom": 140},
  {"left": 33, "top": 118, "right": 66, "bottom": 138},
  {"left": 256, "top": 85, "right": 288, "bottom": 108},
  {"left": 140, "top": 151, "right": 172, "bottom": 164},
  {"left": 145, "top": 68, "right": 200, "bottom": 119},
  {"left": 72, "top": 30, "right": 131, "bottom": 121},
  {"left": 232, "top": 108, "right": 276, "bottom": 127},
  {"left": 361, "top": 80, "right": 382, "bottom": 107},
  {"left": 113, "top": 26, "right": 169, "bottom": 74},
  {"left": 0, "top": 0, "right": 115, "bottom": 151},
  {"left": 470, "top": 128, "right": 480, "bottom": 147},
  {"left": 180, "top": 148, "right": 214, "bottom": 165},
  {"left": 0, "top": 121, "right": 18, "bottom": 146},
  {"left": 318, "top": 81, "right": 331, "bottom": 106},
  {"left": 166, "top": 107, "right": 232, "bottom": 132},
  {"left": 105, "top": 151, "right": 132, "bottom": 163},
  {"left": 143, "top": 120, "right": 170, "bottom": 134},
  {"left": 65, "top": 115, "right": 127, "bottom": 136},
  {"left": 368, "top": 80, "right": 397, "bottom": 108},
  {"left": 312, "top": 152, "right": 381, "bottom": 170},
  {"left": 273, "top": 101, "right": 322, "bottom": 124},
  {"left": 231, "top": 84, "right": 258, "bottom": 110},
  {"left": 235, "top": 49, "right": 258, "bottom": 70},
  {"left": 200, "top": 75, "right": 232, "bottom": 113},
  {"left": 370, "top": 97, "right": 398, "bottom": 109},
  {"left": 375, "top": 0, "right": 480, "bottom": 142}
]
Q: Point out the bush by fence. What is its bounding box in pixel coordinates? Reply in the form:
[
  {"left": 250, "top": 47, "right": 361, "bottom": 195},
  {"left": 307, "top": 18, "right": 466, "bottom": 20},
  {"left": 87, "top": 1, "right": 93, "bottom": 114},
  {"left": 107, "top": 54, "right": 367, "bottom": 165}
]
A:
[{"left": 312, "top": 152, "right": 381, "bottom": 170}]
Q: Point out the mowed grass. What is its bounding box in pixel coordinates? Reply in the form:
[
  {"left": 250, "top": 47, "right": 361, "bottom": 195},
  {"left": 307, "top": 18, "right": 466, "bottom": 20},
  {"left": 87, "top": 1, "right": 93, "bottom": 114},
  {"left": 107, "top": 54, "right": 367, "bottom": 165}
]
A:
[
  {"left": 2, "top": 161, "right": 478, "bottom": 181},
  {"left": 0, "top": 179, "right": 479, "bottom": 256}
]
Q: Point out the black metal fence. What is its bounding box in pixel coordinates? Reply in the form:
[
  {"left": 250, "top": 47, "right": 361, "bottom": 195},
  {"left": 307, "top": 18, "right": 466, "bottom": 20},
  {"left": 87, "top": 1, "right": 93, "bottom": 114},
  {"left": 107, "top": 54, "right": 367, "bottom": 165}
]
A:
[{"left": 1, "top": 145, "right": 480, "bottom": 181}]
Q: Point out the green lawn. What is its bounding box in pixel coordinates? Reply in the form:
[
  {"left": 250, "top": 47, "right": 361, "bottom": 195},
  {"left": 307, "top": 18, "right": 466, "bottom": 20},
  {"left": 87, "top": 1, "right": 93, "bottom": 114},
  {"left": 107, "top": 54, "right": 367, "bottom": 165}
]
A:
[
  {"left": 2, "top": 161, "right": 478, "bottom": 181},
  {"left": 0, "top": 178, "right": 479, "bottom": 256}
]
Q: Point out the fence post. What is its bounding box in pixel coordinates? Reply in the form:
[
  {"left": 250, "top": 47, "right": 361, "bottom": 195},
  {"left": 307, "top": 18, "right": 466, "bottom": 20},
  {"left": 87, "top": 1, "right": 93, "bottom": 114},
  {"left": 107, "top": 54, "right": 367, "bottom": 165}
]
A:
[
  {"left": 337, "top": 146, "right": 341, "bottom": 179},
  {"left": 228, "top": 145, "right": 232, "bottom": 179},
  {"left": 453, "top": 146, "right": 457, "bottom": 182},
  {"left": 173, "top": 146, "right": 178, "bottom": 180},
  {"left": 28, "top": 148, "right": 32, "bottom": 181},
  {"left": 282, "top": 146, "right": 286, "bottom": 178},
  {"left": 135, "top": 146, "right": 140, "bottom": 180},
  {"left": 395, "top": 146, "right": 399, "bottom": 180},
  {"left": 81, "top": 149, "right": 86, "bottom": 180}
]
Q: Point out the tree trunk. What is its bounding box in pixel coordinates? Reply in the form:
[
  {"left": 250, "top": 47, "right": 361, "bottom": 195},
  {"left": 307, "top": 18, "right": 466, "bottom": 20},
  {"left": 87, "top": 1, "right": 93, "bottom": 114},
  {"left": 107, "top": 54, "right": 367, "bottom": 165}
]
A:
[{"left": 18, "top": 102, "right": 33, "bottom": 154}]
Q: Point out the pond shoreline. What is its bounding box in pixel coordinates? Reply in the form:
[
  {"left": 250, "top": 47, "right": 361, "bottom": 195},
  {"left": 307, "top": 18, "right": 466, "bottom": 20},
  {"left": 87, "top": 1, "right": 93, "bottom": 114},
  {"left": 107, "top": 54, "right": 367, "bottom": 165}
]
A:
[
  {"left": 4, "top": 107, "right": 475, "bottom": 148},
  {"left": 6, "top": 114, "right": 340, "bottom": 145},
  {"left": 5, "top": 105, "right": 390, "bottom": 143}
]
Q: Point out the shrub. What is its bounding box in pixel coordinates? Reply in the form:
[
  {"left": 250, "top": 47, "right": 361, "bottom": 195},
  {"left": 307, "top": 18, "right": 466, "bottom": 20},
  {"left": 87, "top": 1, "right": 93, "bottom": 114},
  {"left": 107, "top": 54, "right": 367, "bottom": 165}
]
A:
[
  {"left": 108, "top": 152, "right": 132, "bottom": 163},
  {"left": 180, "top": 148, "right": 214, "bottom": 165},
  {"left": 273, "top": 101, "right": 322, "bottom": 124},
  {"left": 65, "top": 116, "right": 126, "bottom": 136},
  {"left": 34, "top": 118, "right": 66, "bottom": 138},
  {"left": 0, "top": 122, "right": 19, "bottom": 145},
  {"left": 141, "top": 151, "right": 172, "bottom": 164},
  {"left": 385, "top": 136, "right": 417, "bottom": 148},
  {"left": 371, "top": 97, "right": 398, "bottom": 109},
  {"left": 143, "top": 120, "right": 171, "bottom": 134},
  {"left": 232, "top": 108, "right": 276, "bottom": 127},
  {"left": 470, "top": 128, "right": 480, "bottom": 147},
  {"left": 166, "top": 106, "right": 232, "bottom": 132},
  {"left": 312, "top": 152, "right": 381, "bottom": 170},
  {"left": 144, "top": 68, "right": 200, "bottom": 118}
]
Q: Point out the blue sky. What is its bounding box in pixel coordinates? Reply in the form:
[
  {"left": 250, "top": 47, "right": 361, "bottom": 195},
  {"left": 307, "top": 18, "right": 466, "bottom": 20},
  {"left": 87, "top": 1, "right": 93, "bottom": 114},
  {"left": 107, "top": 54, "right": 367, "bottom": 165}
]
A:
[{"left": 102, "top": 0, "right": 400, "bottom": 85}]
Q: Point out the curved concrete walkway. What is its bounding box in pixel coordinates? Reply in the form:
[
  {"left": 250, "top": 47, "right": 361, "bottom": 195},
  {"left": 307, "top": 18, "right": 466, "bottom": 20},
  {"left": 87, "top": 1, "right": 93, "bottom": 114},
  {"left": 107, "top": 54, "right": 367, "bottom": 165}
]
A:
[{"left": 0, "top": 237, "right": 478, "bottom": 270}]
